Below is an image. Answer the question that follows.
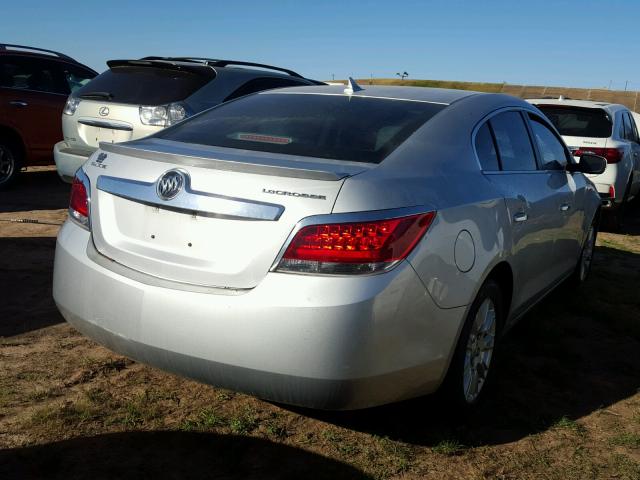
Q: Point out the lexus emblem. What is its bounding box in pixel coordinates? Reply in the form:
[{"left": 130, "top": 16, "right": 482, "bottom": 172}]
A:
[
  {"left": 156, "top": 170, "right": 186, "bottom": 200},
  {"left": 98, "top": 106, "right": 110, "bottom": 116}
]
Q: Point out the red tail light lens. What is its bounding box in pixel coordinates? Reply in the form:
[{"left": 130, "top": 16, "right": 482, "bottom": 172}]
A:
[
  {"left": 276, "top": 212, "right": 435, "bottom": 275},
  {"left": 573, "top": 147, "right": 623, "bottom": 164},
  {"left": 69, "top": 173, "right": 90, "bottom": 230}
]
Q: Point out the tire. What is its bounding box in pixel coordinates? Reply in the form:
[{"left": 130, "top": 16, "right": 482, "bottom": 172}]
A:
[
  {"left": 0, "top": 138, "right": 21, "bottom": 190},
  {"left": 568, "top": 219, "right": 597, "bottom": 286},
  {"left": 441, "top": 279, "right": 504, "bottom": 410}
]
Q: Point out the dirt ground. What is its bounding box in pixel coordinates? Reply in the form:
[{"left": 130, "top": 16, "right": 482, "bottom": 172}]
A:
[{"left": 0, "top": 167, "right": 639, "bottom": 479}]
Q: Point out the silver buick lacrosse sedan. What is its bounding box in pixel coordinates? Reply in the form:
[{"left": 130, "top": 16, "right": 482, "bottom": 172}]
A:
[{"left": 53, "top": 81, "right": 605, "bottom": 410}]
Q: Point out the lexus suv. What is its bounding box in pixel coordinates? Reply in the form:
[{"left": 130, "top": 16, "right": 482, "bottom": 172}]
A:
[
  {"left": 0, "top": 44, "right": 96, "bottom": 189},
  {"left": 528, "top": 99, "right": 640, "bottom": 229},
  {"left": 54, "top": 57, "right": 322, "bottom": 182}
]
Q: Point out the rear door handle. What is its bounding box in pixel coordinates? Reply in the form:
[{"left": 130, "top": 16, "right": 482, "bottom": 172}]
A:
[
  {"left": 9, "top": 101, "right": 28, "bottom": 107},
  {"left": 514, "top": 212, "right": 528, "bottom": 223},
  {"left": 560, "top": 203, "right": 570, "bottom": 211}
]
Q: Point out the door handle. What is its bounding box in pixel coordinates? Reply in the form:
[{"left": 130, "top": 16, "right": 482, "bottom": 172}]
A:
[
  {"left": 560, "top": 203, "right": 570, "bottom": 212},
  {"left": 9, "top": 101, "right": 28, "bottom": 107},
  {"left": 514, "top": 212, "right": 528, "bottom": 223}
]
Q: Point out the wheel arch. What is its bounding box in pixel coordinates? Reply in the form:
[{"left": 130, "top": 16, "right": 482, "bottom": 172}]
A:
[{"left": 482, "top": 260, "right": 514, "bottom": 327}]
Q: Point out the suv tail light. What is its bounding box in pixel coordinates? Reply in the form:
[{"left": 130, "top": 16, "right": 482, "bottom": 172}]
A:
[
  {"left": 69, "top": 170, "right": 91, "bottom": 230},
  {"left": 63, "top": 96, "right": 81, "bottom": 116},
  {"left": 573, "top": 147, "right": 623, "bottom": 164},
  {"left": 140, "top": 102, "right": 189, "bottom": 127},
  {"left": 275, "top": 212, "right": 436, "bottom": 275}
]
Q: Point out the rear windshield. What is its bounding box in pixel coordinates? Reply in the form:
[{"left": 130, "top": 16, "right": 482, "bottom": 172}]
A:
[
  {"left": 156, "top": 93, "right": 446, "bottom": 163},
  {"left": 536, "top": 105, "right": 612, "bottom": 138},
  {"left": 73, "top": 66, "right": 214, "bottom": 105}
]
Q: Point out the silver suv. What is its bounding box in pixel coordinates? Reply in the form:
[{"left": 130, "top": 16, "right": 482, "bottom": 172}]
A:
[{"left": 54, "top": 57, "right": 321, "bottom": 182}]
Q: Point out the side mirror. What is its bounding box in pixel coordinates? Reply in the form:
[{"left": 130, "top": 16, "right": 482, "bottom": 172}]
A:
[{"left": 567, "top": 153, "right": 607, "bottom": 175}]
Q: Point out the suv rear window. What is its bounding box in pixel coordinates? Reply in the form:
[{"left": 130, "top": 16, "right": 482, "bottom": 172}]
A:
[
  {"left": 157, "top": 93, "right": 446, "bottom": 163},
  {"left": 536, "top": 105, "right": 612, "bottom": 138},
  {"left": 73, "top": 65, "right": 214, "bottom": 105}
]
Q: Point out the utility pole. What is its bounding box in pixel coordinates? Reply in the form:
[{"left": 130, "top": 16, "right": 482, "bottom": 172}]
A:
[
  {"left": 625, "top": 80, "right": 629, "bottom": 91},
  {"left": 608, "top": 80, "right": 612, "bottom": 90},
  {"left": 332, "top": 73, "right": 335, "bottom": 81}
]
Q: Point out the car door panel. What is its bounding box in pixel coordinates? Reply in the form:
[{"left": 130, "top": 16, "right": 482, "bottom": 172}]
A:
[
  {"left": 526, "top": 113, "right": 582, "bottom": 277},
  {"left": 483, "top": 111, "right": 560, "bottom": 312}
]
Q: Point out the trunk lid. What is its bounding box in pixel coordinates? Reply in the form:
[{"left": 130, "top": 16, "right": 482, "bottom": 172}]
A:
[{"left": 88, "top": 140, "right": 370, "bottom": 289}]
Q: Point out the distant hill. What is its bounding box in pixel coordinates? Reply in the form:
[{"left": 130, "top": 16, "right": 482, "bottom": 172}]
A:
[{"left": 343, "top": 78, "right": 640, "bottom": 112}]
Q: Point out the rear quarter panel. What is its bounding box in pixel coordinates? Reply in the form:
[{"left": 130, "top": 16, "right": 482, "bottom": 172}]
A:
[{"left": 408, "top": 197, "right": 511, "bottom": 309}]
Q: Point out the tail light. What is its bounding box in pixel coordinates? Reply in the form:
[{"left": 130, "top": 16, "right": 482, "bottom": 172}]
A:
[
  {"left": 140, "top": 102, "right": 189, "bottom": 127},
  {"left": 573, "top": 147, "right": 623, "bottom": 164},
  {"left": 275, "top": 212, "right": 436, "bottom": 275},
  {"left": 69, "top": 170, "right": 91, "bottom": 230}
]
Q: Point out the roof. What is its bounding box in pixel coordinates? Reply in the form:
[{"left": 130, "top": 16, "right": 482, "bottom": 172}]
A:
[
  {"left": 527, "top": 98, "right": 628, "bottom": 113},
  {"left": 262, "top": 84, "right": 481, "bottom": 105}
]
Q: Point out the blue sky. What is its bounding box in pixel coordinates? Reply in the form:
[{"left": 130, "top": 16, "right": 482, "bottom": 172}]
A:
[{"left": 5, "top": 0, "right": 640, "bottom": 90}]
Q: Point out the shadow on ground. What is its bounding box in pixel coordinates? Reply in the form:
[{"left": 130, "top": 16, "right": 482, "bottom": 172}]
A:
[
  {"left": 0, "top": 431, "right": 371, "bottom": 480},
  {"left": 0, "top": 168, "right": 69, "bottom": 213},
  {"left": 0, "top": 237, "right": 64, "bottom": 336},
  {"left": 287, "top": 241, "right": 640, "bottom": 448}
]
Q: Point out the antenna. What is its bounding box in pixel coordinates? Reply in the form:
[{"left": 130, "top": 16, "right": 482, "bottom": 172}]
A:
[{"left": 344, "top": 77, "right": 364, "bottom": 95}]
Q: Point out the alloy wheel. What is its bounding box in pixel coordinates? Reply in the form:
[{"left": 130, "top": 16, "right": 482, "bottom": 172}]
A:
[
  {"left": 0, "top": 145, "right": 15, "bottom": 184},
  {"left": 579, "top": 226, "right": 595, "bottom": 282},
  {"left": 463, "top": 298, "right": 496, "bottom": 403}
]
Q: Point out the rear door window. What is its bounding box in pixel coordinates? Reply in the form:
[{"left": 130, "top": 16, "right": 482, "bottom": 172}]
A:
[
  {"left": 73, "top": 64, "right": 214, "bottom": 104},
  {"left": 489, "top": 111, "right": 537, "bottom": 171},
  {"left": 536, "top": 105, "right": 612, "bottom": 138},
  {"left": 59, "top": 64, "right": 95, "bottom": 93},
  {"left": 224, "top": 77, "right": 309, "bottom": 102},
  {"left": 627, "top": 112, "right": 640, "bottom": 142},
  {"left": 475, "top": 123, "right": 500, "bottom": 171},
  {"left": 0, "top": 55, "right": 66, "bottom": 94},
  {"left": 527, "top": 113, "right": 569, "bottom": 170},
  {"left": 157, "top": 92, "right": 446, "bottom": 164}
]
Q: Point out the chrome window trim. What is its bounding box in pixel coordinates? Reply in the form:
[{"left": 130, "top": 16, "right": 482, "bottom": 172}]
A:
[
  {"left": 97, "top": 174, "right": 284, "bottom": 221},
  {"left": 269, "top": 205, "right": 435, "bottom": 274},
  {"left": 471, "top": 105, "right": 574, "bottom": 174}
]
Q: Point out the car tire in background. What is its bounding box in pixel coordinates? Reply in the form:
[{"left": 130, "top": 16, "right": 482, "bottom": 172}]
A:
[
  {"left": 441, "top": 279, "right": 504, "bottom": 411},
  {"left": 0, "top": 137, "right": 21, "bottom": 190}
]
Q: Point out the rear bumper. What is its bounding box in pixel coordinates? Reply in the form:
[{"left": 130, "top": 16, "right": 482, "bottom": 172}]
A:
[
  {"left": 53, "top": 221, "right": 466, "bottom": 410},
  {"left": 53, "top": 141, "right": 93, "bottom": 183}
]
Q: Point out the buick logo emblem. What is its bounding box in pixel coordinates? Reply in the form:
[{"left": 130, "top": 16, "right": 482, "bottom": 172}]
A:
[
  {"left": 98, "top": 106, "right": 109, "bottom": 116},
  {"left": 156, "top": 170, "right": 186, "bottom": 200}
]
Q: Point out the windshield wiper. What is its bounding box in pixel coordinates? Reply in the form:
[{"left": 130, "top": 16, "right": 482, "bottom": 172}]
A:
[{"left": 79, "top": 91, "right": 113, "bottom": 100}]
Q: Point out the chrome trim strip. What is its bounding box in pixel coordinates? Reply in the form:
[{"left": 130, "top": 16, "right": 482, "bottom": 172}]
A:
[
  {"left": 79, "top": 119, "right": 133, "bottom": 131},
  {"left": 269, "top": 205, "right": 435, "bottom": 273},
  {"left": 98, "top": 142, "right": 358, "bottom": 181},
  {"left": 97, "top": 174, "right": 284, "bottom": 221}
]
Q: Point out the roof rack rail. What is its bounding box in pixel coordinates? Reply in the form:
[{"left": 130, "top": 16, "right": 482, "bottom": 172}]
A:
[
  {"left": 140, "top": 56, "right": 304, "bottom": 78},
  {"left": 0, "top": 43, "right": 76, "bottom": 62}
]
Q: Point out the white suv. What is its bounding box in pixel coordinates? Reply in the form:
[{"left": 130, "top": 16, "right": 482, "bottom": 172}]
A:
[
  {"left": 54, "top": 57, "right": 320, "bottom": 182},
  {"left": 528, "top": 99, "right": 640, "bottom": 228}
]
